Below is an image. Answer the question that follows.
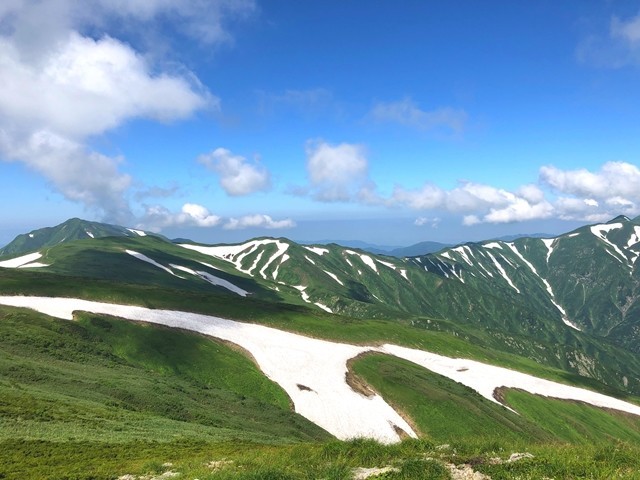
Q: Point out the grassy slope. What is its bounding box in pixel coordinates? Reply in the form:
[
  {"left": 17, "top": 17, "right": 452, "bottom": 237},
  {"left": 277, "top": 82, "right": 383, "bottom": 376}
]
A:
[
  {"left": 352, "top": 353, "right": 640, "bottom": 446},
  {"left": 1, "top": 267, "right": 638, "bottom": 402},
  {"left": 2, "top": 305, "right": 640, "bottom": 477},
  {"left": 0, "top": 306, "right": 328, "bottom": 446}
]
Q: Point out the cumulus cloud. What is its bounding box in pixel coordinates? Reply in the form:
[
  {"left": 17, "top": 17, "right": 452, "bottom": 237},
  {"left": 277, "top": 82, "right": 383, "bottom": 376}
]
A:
[
  {"left": 198, "top": 148, "right": 270, "bottom": 196},
  {"left": 391, "top": 181, "right": 553, "bottom": 225},
  {"left": 0, "top": 130, "right": 133, "bottom": 223},
  {"left": 0, "top": 0, "right": 247, "bottom": 221},
  {"left": 304, "top": 140, "right": 371, "bottom": 202},
  {"left": 139, "top": 203, "right": 221, "bottom": 230},
  {"left": 541, "top": 161, "right": 640, "bottom": 219},
  {"left": 223, "top": 214, "right": 296, "bottom": 230},
  {"left": 370, "top": 98, "right": 468, "bottom": 135},
  {"left": 540, "top": 162, "right": 640, "bottom": 199},
  {"left": 0, "top": 33, "right": 211, "bottom": 140}
]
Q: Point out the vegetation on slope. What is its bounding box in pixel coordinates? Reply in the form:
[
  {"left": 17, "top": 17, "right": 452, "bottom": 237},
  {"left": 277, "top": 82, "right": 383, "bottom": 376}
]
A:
[{"left": 0, "top": 306, "right": 328, "bottom": 445}]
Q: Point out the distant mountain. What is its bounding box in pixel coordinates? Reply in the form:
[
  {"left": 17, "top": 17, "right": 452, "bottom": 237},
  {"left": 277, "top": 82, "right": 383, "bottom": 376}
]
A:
[
  {"left": 385, "top": 240, "right": 451, "bottom": 257},
  {"left": 492, "top": 233, "right": 553, "bottom": 242},
  {"left": 298, "top": 239, "right": 401, "bottom": 254},
  {"left": 0, "top": 217, "right": 152, "bottom": 257}
]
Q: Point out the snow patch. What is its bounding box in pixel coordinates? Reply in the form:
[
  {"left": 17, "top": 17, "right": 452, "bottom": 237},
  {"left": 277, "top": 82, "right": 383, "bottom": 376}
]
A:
[
  {"left": 304, "top": 246, "right": 329, "bottom": 256},
  {"left": 259, "top": 242, "right": 290, "bottom": 280},
  {"left": 125, "top": 250, "right": 178, "bottom": 277},
  {"left": 305, "top": 256, "right": 316, "bottom": 265},
  {"left": 483, "top": 242, "right": 502, "bottom": 250},
  {"left": 314, "top": 302, "right": 333, "bottom": 313},
  {"left": 323, "top": 270, "right": 344, "bottom": 286},
  {"left": 627, "top": 226, "right": 640, "bottom": 248},
  {"left": 0, "top": 252, "right": 43, "bottom": 268},
  {"left": 171, "top": 265, "right": 248, "bottom": 296},
  {"left": 180, "top": 239, "right": 289, "bottom": 277},
  {"left": 127, "top": 228, "right": 147, "bottom": 237},
  {"left": 452, "top": 246, "right": 473, "bottom": 266},
  {"left": 486, "top": 252, "right": 520, "bottom": 293},
  {"left": 346, "top": 250, "right": 378, "bottom": 273},
  {"left": 28, "top": 233, "right": 34, "bottom": 238},
  {"left": 590, "top": 224, "right": 627, "bottom": 263},
  {"left": 541, "top": 238, "right": 555, "bottom": 263},
  {"left": 0, "top": 296, "right": 412, "bottom": 443},
  {"left": 3, "top": 296, "right": 640, "bottom": 443},
  {"left": 294, "top": 285, "right": 311, "bottom": 303},
  {"left": 85, "top": 230, "right": 95, "bottom": 239}
]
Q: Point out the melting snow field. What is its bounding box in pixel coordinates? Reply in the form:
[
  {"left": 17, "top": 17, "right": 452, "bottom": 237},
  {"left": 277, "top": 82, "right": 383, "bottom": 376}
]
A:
[
  {"left": 1, "top": 296, "right": 640, "bottom": 443},
  {"left": 0, "top": 252, "right": 48, "bottom": 269}
]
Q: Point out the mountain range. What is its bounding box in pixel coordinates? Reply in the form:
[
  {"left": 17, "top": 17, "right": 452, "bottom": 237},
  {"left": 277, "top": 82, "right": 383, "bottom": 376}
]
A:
[{"left": 2, "top": 216, "right": 640, "bottom": 478}]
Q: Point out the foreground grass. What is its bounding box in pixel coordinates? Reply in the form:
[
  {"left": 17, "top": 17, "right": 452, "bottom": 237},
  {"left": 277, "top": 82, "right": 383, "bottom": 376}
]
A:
[{"left": 3, "top": 438, "right": 640, "bottom": 479}]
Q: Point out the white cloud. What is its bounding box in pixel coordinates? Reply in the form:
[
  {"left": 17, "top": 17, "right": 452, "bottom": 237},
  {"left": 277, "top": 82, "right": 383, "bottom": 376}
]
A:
[
  {"left": 0, "top": 130, "right": 132, "bottom": 223},
  {"left": 414, "top": 216, "right": 441, "bottom": 228},
  {"left": 138, "top": 204, "right": 294, "bottom": 232},
  {"left": 540, "top": 161, "right": 640, "bottom": 219},
  {"left": 611, "top": 12, "right": 640, "bottom": 45},
  {"left": 392, "top": 184, "right": 444, "bottom": 210},
  {"left": 139, "top": 203, "right": 221, "bottom": 231},
  {"left": 390, "top": 180, "right": 553, "bottom": 225},
  {"left": 0, "top": 33, "right": 211, "bottom": 140},
  {"left": 577, "top": 11, "right": 640, "bottom": 67},
  {"left": 223, "top": 214, "right": 296, "bottom": 230},
  {"left": 305, "top": 140, "right": 371, "bottom": 202},
  {"left": 370, "top": 98, "right": 467, "bottom": 135},
  {"left": 0, "top": 0, "right": 244, "bottom": 221},
  {"left": 198, "top": 148, "right": 270, "bottom": 196}
]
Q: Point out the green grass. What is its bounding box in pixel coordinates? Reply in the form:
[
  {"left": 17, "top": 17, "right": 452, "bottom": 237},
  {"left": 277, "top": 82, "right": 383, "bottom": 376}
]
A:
[
  {"left": 3, "top": 438, "right": 640, "bottom": 479},
  {"left": 350, "top": 353, "right": 552, "bottom": 444},
  {"left": 503, "top": 389, "right": 640, "bottom": 444},
  {"left": 0, "top": 306, "right": 328, "bottom": 445}
]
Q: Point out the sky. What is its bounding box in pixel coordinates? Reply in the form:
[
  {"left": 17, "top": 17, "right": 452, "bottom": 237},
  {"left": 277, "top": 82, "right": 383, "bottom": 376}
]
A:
[{"left": 2, "top": 1, "right": 640, "bottom": 248}]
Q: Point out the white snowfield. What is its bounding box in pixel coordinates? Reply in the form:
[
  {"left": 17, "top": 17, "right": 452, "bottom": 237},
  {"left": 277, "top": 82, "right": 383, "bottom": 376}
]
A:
[
  {"left": 0, "top": 252, "right": 48, "bottom": 269},
  {"left": 2, "top": 295, "right": 640, "bottom": 444},
  {"left": 179, "top": 239, "right": 290, "bottom": 279},
  {"left": 127, "top": 228, "right": 147, "bottom": 237}
]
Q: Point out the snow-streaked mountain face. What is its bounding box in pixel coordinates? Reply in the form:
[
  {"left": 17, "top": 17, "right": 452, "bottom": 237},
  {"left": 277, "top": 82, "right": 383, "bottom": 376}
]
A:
[
  {"left": 4, "top": 216, "right": 640, "bottom": 396},
  {"left": 411, "top": 216, "right": 640, "bottom": 351}
]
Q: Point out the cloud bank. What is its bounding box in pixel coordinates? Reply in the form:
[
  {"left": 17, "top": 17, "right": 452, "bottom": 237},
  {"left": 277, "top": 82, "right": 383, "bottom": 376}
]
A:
[{"left": 138, "top": 203, "right": 295, "bottom": 232}]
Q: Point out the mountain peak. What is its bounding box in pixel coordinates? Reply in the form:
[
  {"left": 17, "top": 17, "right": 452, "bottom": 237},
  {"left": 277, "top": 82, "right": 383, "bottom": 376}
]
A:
[
  {"left": 607, "top": 215, "right": 630, "bottom": 224},
  {"left": 0, "top": 218, "right": 152, "bottom": 257}
]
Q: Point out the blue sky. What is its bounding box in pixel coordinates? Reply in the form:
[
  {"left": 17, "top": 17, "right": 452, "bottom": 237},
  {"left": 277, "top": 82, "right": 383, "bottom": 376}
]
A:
[{"left": 2, "top": 1, "right": 640, "bottom": 247}]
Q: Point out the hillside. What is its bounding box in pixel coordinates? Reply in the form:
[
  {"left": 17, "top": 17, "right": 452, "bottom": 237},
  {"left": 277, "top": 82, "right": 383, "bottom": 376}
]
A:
[{"left": 3, "top": 216, "right": 640, "bottom": 478}]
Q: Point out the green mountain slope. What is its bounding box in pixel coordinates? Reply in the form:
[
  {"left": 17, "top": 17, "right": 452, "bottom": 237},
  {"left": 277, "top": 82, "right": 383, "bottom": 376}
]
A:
[{"left": 0, "top": 217, "right": 153, "bottom": 257}]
